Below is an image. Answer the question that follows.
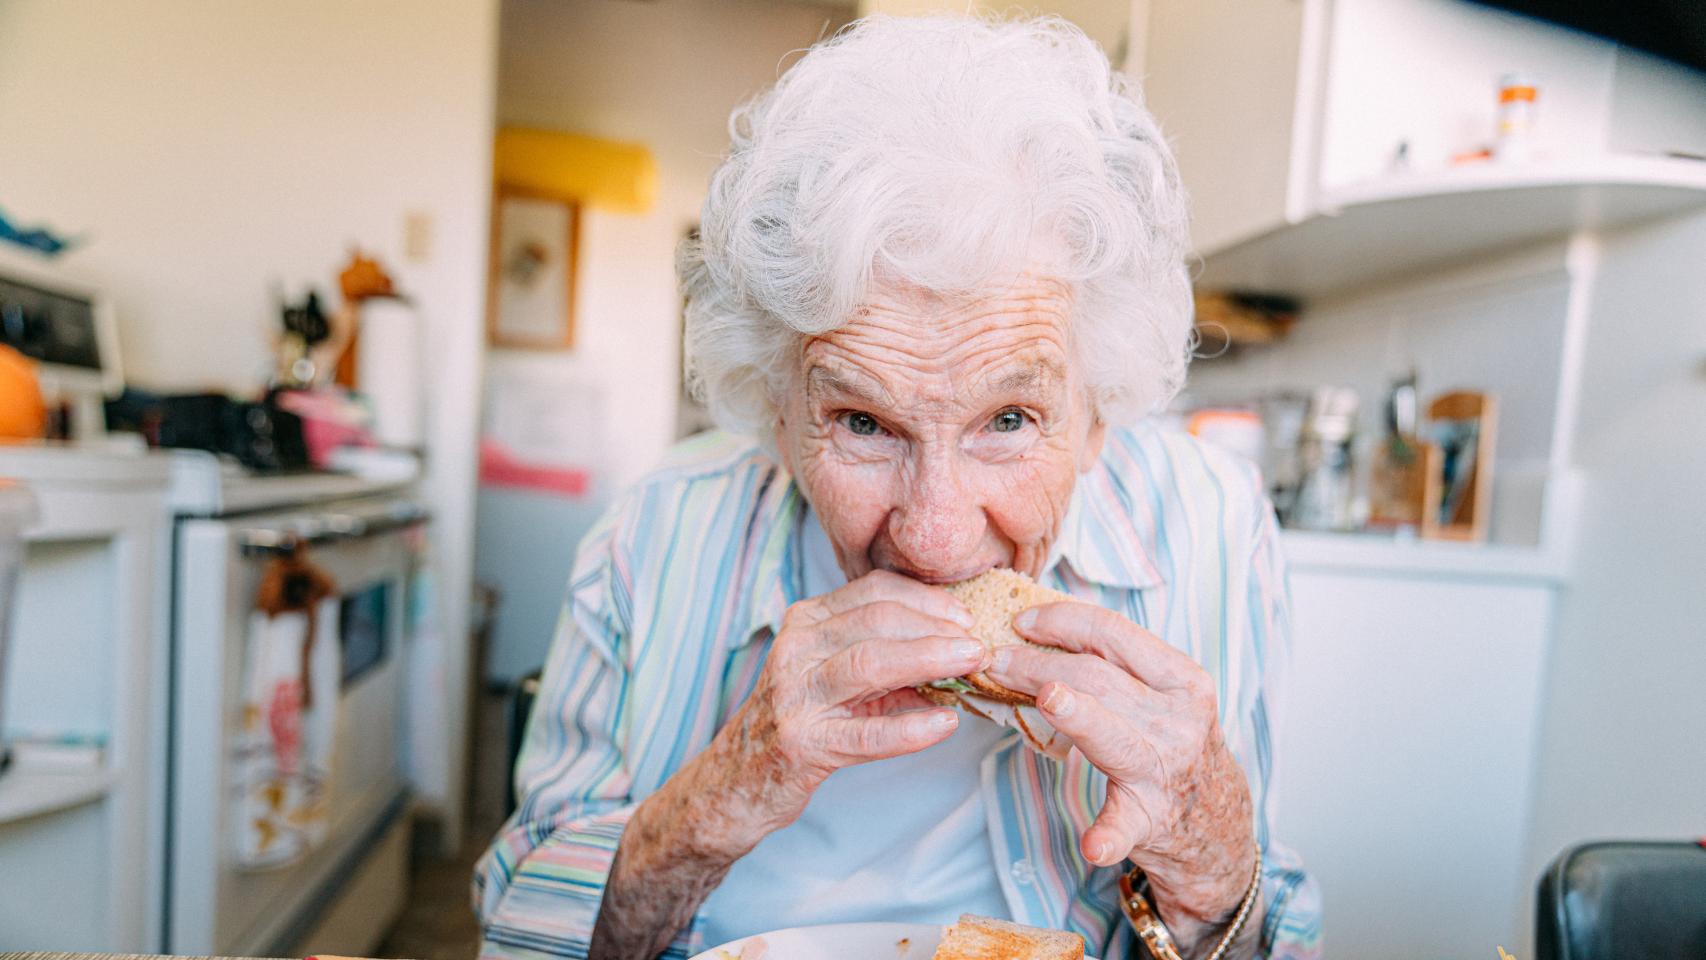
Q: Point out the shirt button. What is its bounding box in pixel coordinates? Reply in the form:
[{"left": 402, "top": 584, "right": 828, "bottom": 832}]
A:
[{"left": 1010, "top": 858, "right": 1036, "bottom": 885}]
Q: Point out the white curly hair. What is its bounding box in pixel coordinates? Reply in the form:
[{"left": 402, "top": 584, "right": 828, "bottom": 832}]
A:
[{"left": 680, "top": 14, "right": 1193, "bottom": 439}]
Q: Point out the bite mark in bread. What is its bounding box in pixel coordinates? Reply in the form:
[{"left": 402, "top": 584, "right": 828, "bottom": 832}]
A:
[
  {"left": 929, "top": 568, "right": 1074, "bottom": 707},
  {"left": 915, "top": 568, "right": 1078, "bottom": 758}
]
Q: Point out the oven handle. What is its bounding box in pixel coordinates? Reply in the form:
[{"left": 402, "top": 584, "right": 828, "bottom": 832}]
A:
[{"left": 237, "top": 504, "right": 431, "bottom": 557}]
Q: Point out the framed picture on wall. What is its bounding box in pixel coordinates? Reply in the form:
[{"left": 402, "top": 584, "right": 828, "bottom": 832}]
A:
[
  {"left": 487, "top": 186, "right": 578, "bottom": 349},
  {"left": 675, "top": 224, "right": 716, "bottom": 440}
]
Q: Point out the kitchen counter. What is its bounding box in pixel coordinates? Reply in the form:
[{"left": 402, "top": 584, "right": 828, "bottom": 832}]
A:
[{"left": 1280, "top": 529, "right": 1567, "bottom": 584}]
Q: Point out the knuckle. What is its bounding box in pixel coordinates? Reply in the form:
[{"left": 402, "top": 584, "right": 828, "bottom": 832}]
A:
[
  {"left": 765, "top": 638, "right": 805, "bottom": 677},
  {"left": 1181, "top": 661, "right": 1212, "bottom": 694},
  {"left": 850, "top": 721, "right": 891, "bottom": 756},
  {"left": 856, "top": 600, "right": 910, "bottom": 633},
  {"left": 1182, "top": 679, "right": 1216, "bottom": 723},
  {"left": 1082, "top": 659, "right": 1127, "bottom": 698},
  {"left": 845, "top": 642, "right": 885, "bottom": 683},
  {"left": 780, "top": 599, "right": 819, "bottom": 633},
  {"left": 857, "top": 570, "right": 906, "bottom": 598},
  {"left": 868, "top": 599, "right": 910, "bottom": 620},
  {"left": 865, "top": 568, "right": 906, "bottom": 587}
]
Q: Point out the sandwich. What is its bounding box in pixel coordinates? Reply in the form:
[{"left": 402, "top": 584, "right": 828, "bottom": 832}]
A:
[
  {"left": 931, "top": 914, "right": 1085, "bottom": 960},
  {"left": 917, "top": 567, "right": 1076, "bottom": 759}
]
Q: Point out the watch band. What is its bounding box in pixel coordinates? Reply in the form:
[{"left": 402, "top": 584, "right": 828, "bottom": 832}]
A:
[{"left": 1119, "top": 847, "right": 1262, "bottom": 960}]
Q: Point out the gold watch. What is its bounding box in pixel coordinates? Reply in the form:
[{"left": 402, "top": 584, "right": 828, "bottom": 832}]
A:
[{"left": 1118, "top": 849, "right": 1262, "bottom": 960}]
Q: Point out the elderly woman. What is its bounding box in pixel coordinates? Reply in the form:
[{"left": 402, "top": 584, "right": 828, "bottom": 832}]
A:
[{"left": 476, "top": 15, "right": 1319, "bottom": 960}]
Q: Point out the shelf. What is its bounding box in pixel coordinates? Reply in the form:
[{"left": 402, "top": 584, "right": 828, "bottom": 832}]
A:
[
  {"left": 0, "top": 766, "right": 115, "bottom": 826},
  {"left": 1198, "top": 155, "right": 1706, "bottom": 299},
  {"left": 1280, "top": 530, "right": 1565, "bottom": 584}
]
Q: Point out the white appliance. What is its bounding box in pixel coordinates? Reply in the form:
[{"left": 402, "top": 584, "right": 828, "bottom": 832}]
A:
[
  {"left": 0, "top": 247, "right": 122, "bottom": 440},
  {"left": 0, "top": 480, "right": 37, "bottom": 772},
  {"left": 165, "top": 450, "right": 426, "bottom": 955}
]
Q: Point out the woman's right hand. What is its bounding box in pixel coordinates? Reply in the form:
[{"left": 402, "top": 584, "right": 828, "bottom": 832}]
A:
[
  {"left": 695, "top": 569, "right": 987, "bottom": 854},
  {"left": 590, "top": 570, "right": 984, "bottom": 960}
]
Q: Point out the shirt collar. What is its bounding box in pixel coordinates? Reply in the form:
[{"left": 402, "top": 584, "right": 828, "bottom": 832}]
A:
[
  {"left": 740, "top": 468, "right": 804, "bottom": 649},
  {"left": 1048, "top": 459, "right": 1167, "bottom": 592},
  {"left": 740, "top": 454, "right": 1165, "bottom": 649}
]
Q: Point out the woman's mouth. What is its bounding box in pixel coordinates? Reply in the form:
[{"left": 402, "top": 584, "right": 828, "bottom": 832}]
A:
[{"left": 881, "top": 561, "right": 1003, "bottom": 585}]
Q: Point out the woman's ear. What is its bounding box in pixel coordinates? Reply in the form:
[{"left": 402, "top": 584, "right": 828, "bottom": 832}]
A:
[
  {"left": 772, "top": 410, "right": 795, "bottom": 473},
  {"left": 1078, "top": 418, "right": 1107, "bottom": 473}
]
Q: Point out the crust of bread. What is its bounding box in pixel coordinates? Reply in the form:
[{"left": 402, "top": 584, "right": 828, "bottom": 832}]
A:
[
  {"left": 931, "top": 914, "right": 1085, "bottom": 960},
  {"left": 958, "top": 672, "right": 1034, "bottom": 706}
]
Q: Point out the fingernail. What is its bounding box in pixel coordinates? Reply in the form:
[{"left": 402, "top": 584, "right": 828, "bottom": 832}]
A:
[
  {"left": 1014, "top": 608, "right": 1038, "bottom": 632},
  {"left": 1041, "top": 685, "right": 1074, "bottom": 716},
  {"left": 927, "top": 709, "right": 958, "bottom": 730},
  {"left": 1086, "top": 838, "right": 1109, "bottom": 863},
  {"left": 951, "top": 639, "right": 984, "bottom": 661},
  {"left": 952, "top": 605, "right": 976, "bottom": 628},
  {"left": 990, "top": 647, "right": 1012, "bottom": 673}
]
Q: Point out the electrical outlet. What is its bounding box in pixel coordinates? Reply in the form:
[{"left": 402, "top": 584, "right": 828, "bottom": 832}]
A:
[{"left": 404, "top": 211, "right": 434, "bottom": 263}]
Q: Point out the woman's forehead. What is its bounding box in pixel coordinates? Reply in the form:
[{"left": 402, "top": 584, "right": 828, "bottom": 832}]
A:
[
  {"left": 803, "top": 350, "right": 1068, "bottom": 404},
  {"left": 800, "top": 331, "right": 1072, "bottom": 418},
  {"left": 793, "top": 274, "right": 1077, "bottom": 406},
  {"left": 821, "top": 275, "right": 1072, "bottom": 351}
]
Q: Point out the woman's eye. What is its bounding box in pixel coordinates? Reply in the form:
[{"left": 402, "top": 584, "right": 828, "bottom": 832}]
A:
[
  {"left": 990, "top": 408, "right": 1028, "bottom": 433},
  {"left": 844, "top": 412, "right": 882, "bottom": 436}
]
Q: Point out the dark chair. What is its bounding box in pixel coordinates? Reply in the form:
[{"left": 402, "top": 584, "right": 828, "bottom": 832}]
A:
[
  {"left": 1536, "top": 840, "right": 1706, "bottom": 960},
  {"left": 505, "top": 668, "right": 544, "bottom": 817}
]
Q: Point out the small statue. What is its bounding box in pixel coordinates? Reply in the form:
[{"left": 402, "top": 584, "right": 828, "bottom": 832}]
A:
[
  {"left": 330, "top": 249, "right": 405, "bottom": 388},
  {"left": 339, "top": 250, "right": 396, "bottom": 302},
  {"left": 277, "top": 290, "right": 331, "bottom": 388}
]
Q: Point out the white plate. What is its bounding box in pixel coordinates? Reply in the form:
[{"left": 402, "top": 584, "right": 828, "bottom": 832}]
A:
[{"left": 689, "top": 922, "right": 944, "bottom": 960}]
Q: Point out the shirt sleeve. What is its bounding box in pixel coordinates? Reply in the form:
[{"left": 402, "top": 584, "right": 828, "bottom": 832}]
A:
[
  {"left": 471, "top": 500, "right": 698, "bottom": 960},
  {"left": 1242, "top": 501, "right": 1323, "bottom": 959}
]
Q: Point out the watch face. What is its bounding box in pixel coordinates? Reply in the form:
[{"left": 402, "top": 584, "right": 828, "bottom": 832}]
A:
[{"left": 0, "top": 275, "right": 102, "bottom": 371}]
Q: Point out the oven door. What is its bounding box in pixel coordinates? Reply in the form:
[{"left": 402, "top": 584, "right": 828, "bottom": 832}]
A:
[{"left": 167, "top": 496, "right": 425, "bottom": 955}]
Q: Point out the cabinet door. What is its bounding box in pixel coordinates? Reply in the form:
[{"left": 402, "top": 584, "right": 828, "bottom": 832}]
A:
[
  {"left": 1272, "top": 570, "right": 1552, "bottom": 958},
  {"left": 1315, "top": 0, "right": 1619, "bottom": 191},
  {"left": 1141, "top": 0, "right": 1313, "bottom": 254}
]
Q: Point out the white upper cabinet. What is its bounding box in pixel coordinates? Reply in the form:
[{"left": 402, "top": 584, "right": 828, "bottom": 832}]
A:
[
  {"left": 1137, "top": 0, "right": 1706, "bottom": 295},
  {"left": 1139, "top": 0, "right": 1319, "bottom": 255}
]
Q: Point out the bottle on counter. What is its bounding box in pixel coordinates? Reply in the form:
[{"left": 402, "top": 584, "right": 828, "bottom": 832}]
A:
[
  {"left": 1494, "top": 73, "right": 1539, "bottom": 164},
  {"left": 1290, "top": 386, "right": 1361, "bottom": 532}
]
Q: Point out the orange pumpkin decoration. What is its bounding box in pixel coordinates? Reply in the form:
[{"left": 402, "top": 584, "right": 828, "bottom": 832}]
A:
[{"left": 0, "top": 345, "right": 47, "bottom": 441}]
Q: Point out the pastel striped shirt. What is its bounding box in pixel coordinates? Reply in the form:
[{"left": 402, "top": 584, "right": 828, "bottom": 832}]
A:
[{"left": 473, "top": 421, "right": 1322, "bottom": 959}]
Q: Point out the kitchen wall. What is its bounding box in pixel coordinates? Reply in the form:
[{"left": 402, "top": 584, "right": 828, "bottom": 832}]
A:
[
  {"left": 1185, "top": 241, "right": 1577, "bottom": 547},
  {"left": 478, "top": 0, "right": 856, "bottom": 681},
  {"left": 857, "top": 0, "right": 1134, "bottom": 60},
  {"left": 0, "top": 0, "right": 498, "bottom": 835},
  {"left": 1187, "top": 208, "right": 1706, "bottom": 957},
  {"left": 1521, "top": 207, "right": 1706, "bottom": 899},
  {"left": 493, "top": 0, "right": 855, "bottom": 491}
]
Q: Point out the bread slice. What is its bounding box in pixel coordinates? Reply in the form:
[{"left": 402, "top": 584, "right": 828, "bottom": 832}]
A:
[
  {"left": 932, "top": 914, "right": 1085, "bottom": 960},
  {"left": 935, "top": 567, "right": 1075, "bottom": 706}
]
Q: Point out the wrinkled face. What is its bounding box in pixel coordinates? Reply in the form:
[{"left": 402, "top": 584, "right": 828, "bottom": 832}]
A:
[{"left": 776, "top": 275, "right": 1106, "bottom": 583}]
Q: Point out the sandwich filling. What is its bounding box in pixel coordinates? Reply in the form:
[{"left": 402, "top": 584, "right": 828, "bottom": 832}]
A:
[{"left": 920, "top": 568, "right": 1076, "bottom": 760}]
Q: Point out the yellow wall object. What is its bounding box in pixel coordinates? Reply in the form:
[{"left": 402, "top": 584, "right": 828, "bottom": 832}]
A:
[{"left": 494, "top": 127, "right": 658, "bottom": 213}]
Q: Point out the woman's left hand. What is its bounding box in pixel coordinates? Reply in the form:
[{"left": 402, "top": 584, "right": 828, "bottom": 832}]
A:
[{"left": 984, "top": 601, "right": 1256, "bottom": 939}]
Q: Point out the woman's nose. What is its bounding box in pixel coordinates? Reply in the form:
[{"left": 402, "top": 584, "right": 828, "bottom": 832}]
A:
[{"left": 888, "top": 454, "right": 985, "bottom": 578}]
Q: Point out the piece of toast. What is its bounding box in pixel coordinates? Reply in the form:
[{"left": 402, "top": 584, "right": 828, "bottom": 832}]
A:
[
  {"left": 931, "top": 914, "right": 1085, "bottom": 960},
  {"left": 937, "top": 567, "right": 1075, "bottom": 706}
]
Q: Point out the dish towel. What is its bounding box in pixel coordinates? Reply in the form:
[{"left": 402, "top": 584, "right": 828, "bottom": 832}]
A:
[{"left": 233, "top": 564, "right": 339, "bottom": 869}]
